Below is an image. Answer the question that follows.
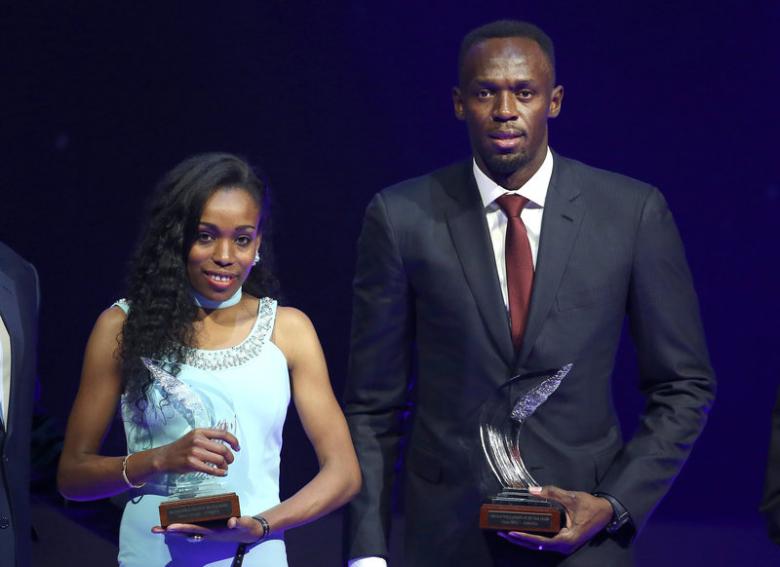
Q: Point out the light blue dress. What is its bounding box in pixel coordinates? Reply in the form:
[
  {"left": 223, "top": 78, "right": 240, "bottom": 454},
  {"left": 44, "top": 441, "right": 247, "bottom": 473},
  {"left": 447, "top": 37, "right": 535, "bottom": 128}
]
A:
[{"left": 114, "top": 298, "right": 290, "bottom": 567}]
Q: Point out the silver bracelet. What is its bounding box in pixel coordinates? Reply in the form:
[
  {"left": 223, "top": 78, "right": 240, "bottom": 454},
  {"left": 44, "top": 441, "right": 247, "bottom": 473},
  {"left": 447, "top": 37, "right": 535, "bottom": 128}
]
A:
[
  {"left": 251, "top": 514, "right": 270, "bottom": 541},
  {"left": 122, "top": 454, "right": 146, "bottom": 489}
]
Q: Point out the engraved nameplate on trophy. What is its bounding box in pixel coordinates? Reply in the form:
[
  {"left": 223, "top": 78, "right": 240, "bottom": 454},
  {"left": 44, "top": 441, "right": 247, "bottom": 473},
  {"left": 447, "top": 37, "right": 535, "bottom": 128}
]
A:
[{"left": 478, "top": 364, "right": 572, "bottom": 534}]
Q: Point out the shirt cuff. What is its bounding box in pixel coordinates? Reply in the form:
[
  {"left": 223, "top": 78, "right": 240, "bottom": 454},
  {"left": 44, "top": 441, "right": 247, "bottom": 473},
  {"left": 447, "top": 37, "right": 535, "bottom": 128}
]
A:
[{"left": 348, "top": 557, "right": 388, "bottom": 567}]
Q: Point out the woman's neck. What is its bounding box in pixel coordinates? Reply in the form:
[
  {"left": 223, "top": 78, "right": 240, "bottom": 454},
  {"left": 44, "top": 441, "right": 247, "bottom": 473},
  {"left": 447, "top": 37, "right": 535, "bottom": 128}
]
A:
[{"left": 191, "top": 287, "right": 242, "bottom": 310}]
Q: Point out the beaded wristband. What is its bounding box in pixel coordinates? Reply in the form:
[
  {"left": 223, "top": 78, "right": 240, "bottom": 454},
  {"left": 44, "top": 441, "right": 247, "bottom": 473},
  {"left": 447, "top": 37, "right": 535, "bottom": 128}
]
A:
[
  {"left": 121, "top": 454, "right": 146, "bottom": 489},
  {"left": 251, "top": 515, "right": 271, "bottom": 540}
]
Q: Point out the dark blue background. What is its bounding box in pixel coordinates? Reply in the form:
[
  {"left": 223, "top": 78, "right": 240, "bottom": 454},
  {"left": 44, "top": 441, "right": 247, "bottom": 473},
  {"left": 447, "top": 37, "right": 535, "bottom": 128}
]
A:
[{"left": 2, "top": 1, "right": 778, "bottom": 564}]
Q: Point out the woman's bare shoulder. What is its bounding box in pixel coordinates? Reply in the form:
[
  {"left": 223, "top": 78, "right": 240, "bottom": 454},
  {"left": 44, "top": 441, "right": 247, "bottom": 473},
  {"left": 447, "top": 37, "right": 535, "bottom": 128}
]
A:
[
  {"left": 90, "top": 304, "right": 127, "bottom": 343},
  {"left": 272, "top": 305, "right": 319, "bottom": 363},
  {"left": 274, "top": 305, "right": 313, "bottom": 330}
]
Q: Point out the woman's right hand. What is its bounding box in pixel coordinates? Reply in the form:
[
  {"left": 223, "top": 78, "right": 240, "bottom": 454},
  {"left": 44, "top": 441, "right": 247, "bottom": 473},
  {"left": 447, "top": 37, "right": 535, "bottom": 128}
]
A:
[{"left": 152, "top": 428, "right": 241, "bottom": 476}]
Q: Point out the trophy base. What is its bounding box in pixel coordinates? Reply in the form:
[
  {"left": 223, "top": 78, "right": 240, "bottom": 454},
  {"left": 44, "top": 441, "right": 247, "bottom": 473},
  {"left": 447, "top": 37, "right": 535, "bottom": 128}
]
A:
[
  {"left": 159, "top": 492, "right": 241, "bottom": 528},
  {"left": 479, "top": 488, "right": 564, "bottom": 534}
]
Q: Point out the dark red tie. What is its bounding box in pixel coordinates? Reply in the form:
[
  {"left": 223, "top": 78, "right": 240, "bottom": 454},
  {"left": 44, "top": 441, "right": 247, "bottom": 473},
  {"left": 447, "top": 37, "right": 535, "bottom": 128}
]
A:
[{"left": 496, "top": 194, "right": 534, "bottom": 350}]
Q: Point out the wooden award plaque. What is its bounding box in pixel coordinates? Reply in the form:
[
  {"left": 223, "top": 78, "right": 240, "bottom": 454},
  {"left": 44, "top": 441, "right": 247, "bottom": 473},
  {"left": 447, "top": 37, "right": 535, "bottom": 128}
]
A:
[
  {"left": 159, "top": 492, "right": 241, "bottom": 528},
  {"left": 479, "top": 491, "right": 564, "bottom": 533}
]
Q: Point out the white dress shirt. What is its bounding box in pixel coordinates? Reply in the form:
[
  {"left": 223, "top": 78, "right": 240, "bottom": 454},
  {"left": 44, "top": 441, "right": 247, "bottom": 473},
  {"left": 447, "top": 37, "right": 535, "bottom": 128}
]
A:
[
  {"left": 349, "top": 150, "right": 554, "bottom": 567},
  {"left": 349, "top": 557, "right": 388, "bottom": 567},
  {"left": 0, "top": 314, "right": 10, "bottom": 427},
  {"left": 474, "top": 146, "right": 553, "bottom": 309}
]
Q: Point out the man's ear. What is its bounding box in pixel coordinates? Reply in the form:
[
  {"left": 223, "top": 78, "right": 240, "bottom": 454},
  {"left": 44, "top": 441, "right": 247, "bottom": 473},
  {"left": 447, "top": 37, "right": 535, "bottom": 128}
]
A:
[
  {"left": 452, "top": 86, "right": 465, "bottom": 121},
  {"left": 548, "top": 85, "right": 564, "bottom": 118}
]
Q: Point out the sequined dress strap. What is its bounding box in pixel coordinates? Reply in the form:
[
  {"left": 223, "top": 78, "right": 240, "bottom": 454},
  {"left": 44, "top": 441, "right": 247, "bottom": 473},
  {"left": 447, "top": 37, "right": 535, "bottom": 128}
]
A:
[
  {"left": 112, "top": 298, "right": 130, "bottom": 314},
  {"left": 181, "top": 297, "right": 277, "bottom": 371},
  {"left": 110, "top": 297, "right": 277, "bottom": 371}
]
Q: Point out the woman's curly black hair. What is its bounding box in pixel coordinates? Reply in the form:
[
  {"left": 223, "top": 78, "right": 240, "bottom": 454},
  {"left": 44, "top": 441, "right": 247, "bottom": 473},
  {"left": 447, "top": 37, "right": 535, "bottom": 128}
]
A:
[{"left": 119, "top": 153, "right": 279, "bottom": 414}]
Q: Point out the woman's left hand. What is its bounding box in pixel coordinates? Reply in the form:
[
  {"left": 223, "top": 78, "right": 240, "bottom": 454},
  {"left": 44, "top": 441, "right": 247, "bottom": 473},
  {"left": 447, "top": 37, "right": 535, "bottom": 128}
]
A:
[{"left": 151, "top": 516, "right": 264, "bottom": 544}]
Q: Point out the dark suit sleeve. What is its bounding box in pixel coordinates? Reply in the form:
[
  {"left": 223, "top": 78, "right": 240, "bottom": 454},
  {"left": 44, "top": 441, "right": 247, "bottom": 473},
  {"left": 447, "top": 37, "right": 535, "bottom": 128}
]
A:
[
  {"left": 343, "top": 193, "right": 414, "bottom": 559},
  {"left": 34, "top": 262, "right": 41, "bottom": 316},
  {"left": 761, "top": 386, "right": 780, "bottom": 544},
  {"left": 594, "top": 187, "right": 716, "bottom": 533}
]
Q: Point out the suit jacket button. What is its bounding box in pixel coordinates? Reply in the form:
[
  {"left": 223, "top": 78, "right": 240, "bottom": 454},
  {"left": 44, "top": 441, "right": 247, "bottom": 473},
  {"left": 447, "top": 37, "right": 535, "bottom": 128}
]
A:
[{"left": 0, "top": 516, "right": 9, "bottom": 529}]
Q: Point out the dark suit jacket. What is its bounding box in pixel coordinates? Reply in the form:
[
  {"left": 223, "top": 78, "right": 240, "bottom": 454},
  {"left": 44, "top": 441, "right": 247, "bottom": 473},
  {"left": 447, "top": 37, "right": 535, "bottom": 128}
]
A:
[
  {"left": 761, "top": 386, "right": 780, "bottom": 544},
  {"left": 0, "top": 242, "right": 40, "bottom": 567},
  {"left": 344, "top": 154, "right": 715, "bottom": 566}
]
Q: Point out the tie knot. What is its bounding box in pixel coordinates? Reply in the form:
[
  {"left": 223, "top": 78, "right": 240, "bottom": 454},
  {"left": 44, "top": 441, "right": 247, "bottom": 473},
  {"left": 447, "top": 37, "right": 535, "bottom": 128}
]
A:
[{"left": 496, "top": 194, "right": 529, "bottom": 218}]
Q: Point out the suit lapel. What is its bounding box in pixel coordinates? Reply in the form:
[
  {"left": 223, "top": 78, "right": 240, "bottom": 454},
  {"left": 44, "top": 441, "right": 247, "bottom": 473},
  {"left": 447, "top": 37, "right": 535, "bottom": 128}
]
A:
[
  {"left": 443, "top": 163, "right": 515, "bottom": 367},
  {"left": 0, "top": 267, "right": 23, "bottom": 437},
  {"left": 517, "top": 156, "right": 585, "bottom": 368}
]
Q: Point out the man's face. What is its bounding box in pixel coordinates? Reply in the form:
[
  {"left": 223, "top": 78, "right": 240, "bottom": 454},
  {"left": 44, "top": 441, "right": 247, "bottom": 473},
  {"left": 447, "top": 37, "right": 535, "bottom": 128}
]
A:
[{"left": 453, "top": 37, "right": 563, "bottom": 188}]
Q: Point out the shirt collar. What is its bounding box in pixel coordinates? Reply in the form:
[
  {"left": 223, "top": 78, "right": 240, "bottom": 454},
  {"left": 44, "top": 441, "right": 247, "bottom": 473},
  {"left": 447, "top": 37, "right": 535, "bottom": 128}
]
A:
[{"left": 473, "top": 146, "right": 553, "bottom": 209}]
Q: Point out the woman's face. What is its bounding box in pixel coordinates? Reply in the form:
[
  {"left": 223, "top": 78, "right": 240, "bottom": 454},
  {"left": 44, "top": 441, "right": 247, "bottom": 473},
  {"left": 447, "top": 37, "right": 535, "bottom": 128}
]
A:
[{"left": 187, "top": 187, "right": 262, "bottom": 302}]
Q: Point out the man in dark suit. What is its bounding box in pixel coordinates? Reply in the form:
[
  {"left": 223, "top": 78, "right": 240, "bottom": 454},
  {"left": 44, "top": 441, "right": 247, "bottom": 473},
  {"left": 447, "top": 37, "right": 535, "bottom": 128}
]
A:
[
  {"left": 0, "top": 241, "right": 40, "bottom": 566},
  {"left": 344, "top": 20, "right": 715, "bottom": 567}
]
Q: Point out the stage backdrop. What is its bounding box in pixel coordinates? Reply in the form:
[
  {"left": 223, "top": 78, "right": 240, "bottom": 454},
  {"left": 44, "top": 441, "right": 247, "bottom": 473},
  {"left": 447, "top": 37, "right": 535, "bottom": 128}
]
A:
[{"left": 2, "top": 1, "right": 778, "bottom": 564}]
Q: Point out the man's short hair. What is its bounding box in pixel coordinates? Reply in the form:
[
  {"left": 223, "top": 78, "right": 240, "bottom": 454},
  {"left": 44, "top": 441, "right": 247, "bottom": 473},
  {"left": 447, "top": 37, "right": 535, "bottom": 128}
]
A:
[{"left": 458, "top": 20, "right": 556, "bottom": 85}]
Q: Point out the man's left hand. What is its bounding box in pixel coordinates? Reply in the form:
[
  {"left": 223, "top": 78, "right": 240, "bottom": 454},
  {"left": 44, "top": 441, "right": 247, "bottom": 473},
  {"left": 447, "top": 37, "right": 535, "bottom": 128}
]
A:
[{"left": 498, "top": 485, "right": 613, "bottom": 555}]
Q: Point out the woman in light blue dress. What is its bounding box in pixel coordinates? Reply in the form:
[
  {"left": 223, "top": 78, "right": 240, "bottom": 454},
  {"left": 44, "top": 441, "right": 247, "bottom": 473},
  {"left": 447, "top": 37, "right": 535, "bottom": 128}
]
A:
[{"left": 58, "top": 153, "right": 361, "bottom": 566}]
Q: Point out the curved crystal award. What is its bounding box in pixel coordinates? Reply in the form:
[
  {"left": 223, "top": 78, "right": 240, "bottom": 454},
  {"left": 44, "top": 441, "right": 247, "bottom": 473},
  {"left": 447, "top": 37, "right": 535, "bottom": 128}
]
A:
[
  {"left": 477, "top": 363, "right": 572, "bottom": 534},
  {"left": 141, "top": 358, "right": 241, "bottom": 527}
]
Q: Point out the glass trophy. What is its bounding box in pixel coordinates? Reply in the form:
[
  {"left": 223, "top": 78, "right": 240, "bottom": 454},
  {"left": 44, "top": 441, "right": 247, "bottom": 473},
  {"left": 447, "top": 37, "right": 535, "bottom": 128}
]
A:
[
  {"left": 141, "top": 358, "right": 242, "bottom": 528},
  {"left": 477, "top": 363, "right": 572, "bottom": 534}
]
